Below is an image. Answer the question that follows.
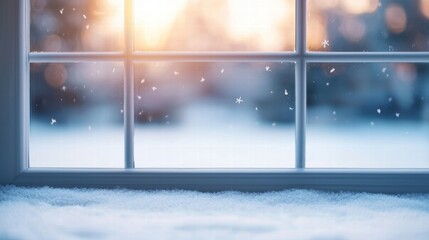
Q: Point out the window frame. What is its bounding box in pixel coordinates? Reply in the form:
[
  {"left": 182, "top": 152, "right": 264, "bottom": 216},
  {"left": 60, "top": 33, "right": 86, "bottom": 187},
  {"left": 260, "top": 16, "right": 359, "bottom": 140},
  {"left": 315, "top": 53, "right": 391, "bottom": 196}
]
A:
[{"left": 1, "top": 0, "right": 429, "bottom": 192}]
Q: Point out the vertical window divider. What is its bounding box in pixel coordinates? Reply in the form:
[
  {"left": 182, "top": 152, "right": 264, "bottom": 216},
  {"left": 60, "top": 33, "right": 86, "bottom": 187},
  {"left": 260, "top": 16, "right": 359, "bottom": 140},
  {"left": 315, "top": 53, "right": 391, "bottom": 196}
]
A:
[
  {"left": 124, "top": 0, "right": 135, "bottom": 169},
  {"left": 20, "top": 0, "right": 30, "bottom": 172},
  {"left": 295, "top": 0, "right": 306, "bottom": 169}
]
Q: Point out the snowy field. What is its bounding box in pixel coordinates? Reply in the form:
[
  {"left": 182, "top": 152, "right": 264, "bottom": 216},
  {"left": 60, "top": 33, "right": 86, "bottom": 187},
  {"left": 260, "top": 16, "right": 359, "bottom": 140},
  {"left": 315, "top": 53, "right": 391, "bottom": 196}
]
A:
[
  {"left": 1, "top": 186, "right": 429, "bottom": 240},
  {"left": 30, "top": 122, "right": 429, "bottom": 169}
]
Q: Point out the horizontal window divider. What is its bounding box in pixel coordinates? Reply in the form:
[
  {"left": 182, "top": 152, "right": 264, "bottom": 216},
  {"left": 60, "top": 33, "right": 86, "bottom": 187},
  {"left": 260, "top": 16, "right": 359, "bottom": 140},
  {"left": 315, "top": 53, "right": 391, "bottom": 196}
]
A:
[
  {"left": 305, "top": 52, "right": 429, "bottom": 62},
  {"left": 29, "top": 51, "right": 429, "bottom": 63},
  {"left": 29, "top": 52, "right": 299, "bottom": 62},
  {"left": 29, "top": 52, "right": 125, "bottom": 62},
  {"left": 13, "top": 168, "right": 429, "bottom": 193},
  {"left": 131, "top": 52, "right": 299, "bottom": 62}
]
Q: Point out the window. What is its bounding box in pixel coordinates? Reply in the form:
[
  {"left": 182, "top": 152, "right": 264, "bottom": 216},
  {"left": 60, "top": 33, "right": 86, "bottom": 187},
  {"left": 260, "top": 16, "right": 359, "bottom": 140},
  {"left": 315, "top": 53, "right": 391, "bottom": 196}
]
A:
[{"left": 1, "top": 0, "right": 429, "bottom": 192}]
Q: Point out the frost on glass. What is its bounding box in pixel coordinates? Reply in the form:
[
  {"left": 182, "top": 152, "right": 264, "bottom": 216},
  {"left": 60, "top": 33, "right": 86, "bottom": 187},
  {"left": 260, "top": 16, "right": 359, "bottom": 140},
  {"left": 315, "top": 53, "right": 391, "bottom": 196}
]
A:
[
  {"left": 30, "top": 63, "right": 124, "bottom": 168},
  {"left": 307, "top": 63, "right": 429, "bottom": 168},
  {"left": 308, "top": 0, "right": 429, "bottom": 51},
  {"left": 30, "top": 0, "right": 124, "bottom": 52},
  {"left": 133, "top": 0, "right": 295, "bottom": 51},
  {"left": 134, "top": 62, "right": 295, "bottom": 168}
]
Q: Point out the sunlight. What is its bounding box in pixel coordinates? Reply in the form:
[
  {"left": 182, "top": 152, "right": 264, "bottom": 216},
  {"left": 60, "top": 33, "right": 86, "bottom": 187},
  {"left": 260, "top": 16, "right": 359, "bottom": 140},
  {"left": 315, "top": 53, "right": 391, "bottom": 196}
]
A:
[
  {"left": 340, "top": 0, "right": 379, "bottom": 14},
  {"left": 227, "top": 0, "right": 293, "bottom": 50},
  {"left": 100, "top": 0, "right": 294, "bottom": 51},
  {"left": 134, "top": 0, "right": 188, "bottom": 50}
]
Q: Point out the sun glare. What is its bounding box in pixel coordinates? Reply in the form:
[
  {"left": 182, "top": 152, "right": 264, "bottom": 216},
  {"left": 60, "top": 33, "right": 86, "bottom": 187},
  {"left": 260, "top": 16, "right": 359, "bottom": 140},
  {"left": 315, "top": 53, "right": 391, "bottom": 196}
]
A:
[
  {"left": 134, "top": 0, "right": 188, "bottom": 50},
  {"left": 102, "top": 0, "right": 293, "bottom": 51},
  {"left": 227, "top": 0, "right": 293, "bottom": 50}
]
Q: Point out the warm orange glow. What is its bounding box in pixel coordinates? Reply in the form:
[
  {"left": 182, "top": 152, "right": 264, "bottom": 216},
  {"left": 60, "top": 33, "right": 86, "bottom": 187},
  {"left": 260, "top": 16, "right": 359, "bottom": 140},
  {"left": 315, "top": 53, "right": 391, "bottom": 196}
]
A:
[
  {"left": 134, "top": 0, "right": 188, "bottom": 50},
  {"left": 385, "top": 4, "right": 407, "bottom": 34},
  {"left": 227, "top": 0, "right": 293, "bottom": 50},
  {"left": 311, "top": 0, "right": 339, "bottom": 10},
  {"left": 44, "top": 63, "right": 67, "bottom": 88},
  {"left": 420, "top": 0, "right": 429, "bottom": 19},
  {"left": 99, "top": 0, "right": 294, "bottom": 51},
  {"left": 341, "top": 0, "right": 379, "bottom": 14},
  {"left": 307, "top": 15, "right": 328, "bottom": 50},
  {"left": 340, "top": 17, "right": 366, "bottom": 42}
]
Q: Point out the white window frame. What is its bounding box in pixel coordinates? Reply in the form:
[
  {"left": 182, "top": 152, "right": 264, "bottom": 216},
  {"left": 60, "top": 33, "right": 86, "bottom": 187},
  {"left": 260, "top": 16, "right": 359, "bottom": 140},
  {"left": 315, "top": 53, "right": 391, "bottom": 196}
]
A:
[{"left": 1, "top": 0, "right": 429, "bottom": 192}]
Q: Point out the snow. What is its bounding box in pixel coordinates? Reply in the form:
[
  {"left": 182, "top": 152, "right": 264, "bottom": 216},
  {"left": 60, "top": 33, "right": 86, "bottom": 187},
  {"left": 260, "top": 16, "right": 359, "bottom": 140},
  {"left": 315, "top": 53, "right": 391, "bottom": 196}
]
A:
[
  {"left": 30, "top": 102, "right": 429, "bottom": 169},
  {"left": 235, "top": 97, "right": 244, "bottom": 104},
  {"left": 1, "top": 186, "right": 429, "bottom": 240},
  {"left": 321, "top": 39, "right": 330, "bottom": 48}
]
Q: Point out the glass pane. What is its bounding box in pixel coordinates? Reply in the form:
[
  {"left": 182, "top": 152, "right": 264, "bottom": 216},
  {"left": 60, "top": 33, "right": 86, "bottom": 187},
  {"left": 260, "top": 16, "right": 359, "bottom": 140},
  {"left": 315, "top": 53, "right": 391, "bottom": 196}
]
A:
[
  {"left": 307, "top": 63, "right": 429, "bottom": 168},
  {"left": 133, "top": 0, "right": 295, "bottom": 51},
  {"left": 307, "top": 0, "right": 429, "bottom": 51},
  {"left": 134, "top": 62, "right": 295, "bottom": 168},
  {"left": 30, "top": 62, "right": 124, "bottom": 168},
  {"left": 30, "top": 0, "right": 124, "bottom": 52}
]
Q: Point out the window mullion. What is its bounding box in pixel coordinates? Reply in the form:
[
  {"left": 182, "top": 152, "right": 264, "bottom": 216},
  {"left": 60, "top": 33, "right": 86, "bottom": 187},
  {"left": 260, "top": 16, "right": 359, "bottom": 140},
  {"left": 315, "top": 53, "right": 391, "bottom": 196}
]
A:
[
  {"left": 295, "top": 0, "right": 306, "bottom": 169},
  {"left": 124, "top": 0, "right": 134, "bottom": 169}
]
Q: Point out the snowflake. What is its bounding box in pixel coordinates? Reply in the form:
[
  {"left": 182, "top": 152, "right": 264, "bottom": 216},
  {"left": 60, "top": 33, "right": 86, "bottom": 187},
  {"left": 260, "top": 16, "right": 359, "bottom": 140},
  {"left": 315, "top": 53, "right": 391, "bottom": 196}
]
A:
[
  {"left": 88, "top": 125, "right": 92, "bottom": 131},
  {"left": 284, "top": 89, "right": 288, "bottom": 96},
  {"left": 137, "top": 95, "right": 142, "bottom": 100},
  {"left": 221, "top": 68, "right": 224, "bottom": 74},
  {"left": 86, "top": 25, "right": 90, "bottom": 30},
  {"left": 395, "top": 113, "right": 400, "bottom": 117},
  {"left": 112, "top": 67, "right": 116, "bottom": 73},
  {"left": 50, "top": 118, "right": 57, "bottom": 125},
  {"left": 200, "top": 77, "right": 205, "bottom": 82},
  {"left": 174, "top": 71, "right": 179, "bottom": 75},
  {"left": 83, "top": 14, "right": 87, "bottom": 19},
  {"left": 322, "top": 39, "right": 330, "bottom": 48},
  {"left": 61, "top": 86, "right": 67, "bottom": 92},
  {"left": 235, "top": 97, "right": 244, "bottom": 104},
  {"left": 152, "top": 86, "right": 157, "bottom": 91},
  {"left": 140, "top": 79, "right": 145, "bottom": 84},
  {"left": 330, "top": 68, "right": 335, "bottom": 73},
  {"left": 377, "top": 109, "right": 381, "bottom": 114},
  {"left": 265, "top": 66, "right": 271, "bottom": 71},
  {"left": 59, "top": 8, "right": 64, "bottom": 14}
]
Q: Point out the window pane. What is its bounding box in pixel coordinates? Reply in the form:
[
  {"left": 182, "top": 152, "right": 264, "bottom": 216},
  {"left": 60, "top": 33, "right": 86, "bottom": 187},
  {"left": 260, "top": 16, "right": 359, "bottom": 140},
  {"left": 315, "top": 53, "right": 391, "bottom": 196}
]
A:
[
  {"left": 30, "top": 63, "right": 124, "bottom": 168},
  {"left": 307, "top": 63, "right": 429, "bottom": 168},
  {"left": 30, "top": 0, "right": 124, "bottom": 52},
  {"left": 307, "top": 0, "right": 429, "bottom": 51},
  {"left": 134, "top": 62, "right": 295, "bottom": 168},
  {"left": 133, "top": 0, "right": 295, "bottom": 51}
]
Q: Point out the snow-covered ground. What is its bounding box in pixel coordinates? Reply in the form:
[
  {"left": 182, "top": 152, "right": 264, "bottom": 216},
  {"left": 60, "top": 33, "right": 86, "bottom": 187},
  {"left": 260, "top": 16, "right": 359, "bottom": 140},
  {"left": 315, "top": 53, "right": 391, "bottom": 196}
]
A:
[
  {"left": 30, "top": 104, "right": 429, "bottom": 168},
  {"left": 1, "top": 186, "right": 429, "bottom": 240},
  {"left": 30, "top": 122, "right": 429, "bottom": 169}
]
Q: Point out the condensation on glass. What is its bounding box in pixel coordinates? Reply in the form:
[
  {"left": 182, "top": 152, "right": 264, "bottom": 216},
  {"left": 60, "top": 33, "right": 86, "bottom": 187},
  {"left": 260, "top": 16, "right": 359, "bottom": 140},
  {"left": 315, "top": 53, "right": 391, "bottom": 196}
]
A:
[
  {"left": 307, "top": 63, "right": 429, "bottom": 168},
  {"left": 133, "top": 62, "right": 295, "bottom": 168},
  {"left": 30, "top": 62, "right": 124, "bottom": 168}
]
